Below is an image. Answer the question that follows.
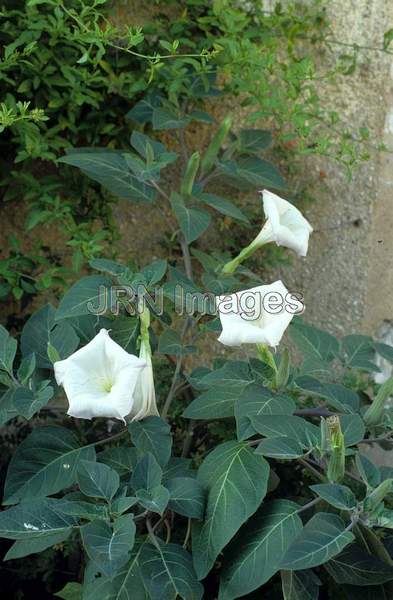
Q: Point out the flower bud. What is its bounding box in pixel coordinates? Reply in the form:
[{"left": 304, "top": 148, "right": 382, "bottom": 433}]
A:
[
  {"left": 326, "top": 416, "right": 345, "bottom": 483},
  {"left": 364, "top": 377, "right": 393, "bottom": 427}
]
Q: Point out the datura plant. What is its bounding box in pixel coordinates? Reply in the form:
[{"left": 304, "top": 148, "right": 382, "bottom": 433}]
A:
[{"left": 2, "top": 97, "right": 393, "bottom": 600}]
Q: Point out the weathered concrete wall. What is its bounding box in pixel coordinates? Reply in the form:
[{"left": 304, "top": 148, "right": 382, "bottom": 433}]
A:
[{"left": 270, "top": 0, "right": 393, "bottom": 337}]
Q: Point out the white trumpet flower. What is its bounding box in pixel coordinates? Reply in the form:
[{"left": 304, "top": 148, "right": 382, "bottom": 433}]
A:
[
  {"left": 255, "top": 189, "right": 313, "bottom": 257},
  {"left": 54, "top": 329, "right": 146, "bottom": 421},
  {"left": 216, "top": 280, "right": 296, "bottom": 348},
  {"left": 131, "top": 338, "right": 159, "bottom": 421}
]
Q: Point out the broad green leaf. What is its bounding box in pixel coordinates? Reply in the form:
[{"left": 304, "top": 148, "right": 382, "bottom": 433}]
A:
[
  {"left": 325, "top": 543, "right": 393, "bottom": 586},
  {"left": 192, "top": 441, "right": 270, "bottom": 579},
  {"left": 55, "top": 583, "right": 83, "bottom": 600},
  {"left": 0, "top": 498, "right": 78, "bottom": 539},
  {"left": 198, "top": 193, "right": 249, "bottom": 223},
  {"left": 0, "top": 387, "right": 18, "bottom": 426},
  {"left": 141, "top": 259, "right": 168, "bottom": 287},
  {"left": 281, "top": 569, "right": 321, "bottom": 600},
  {"left": 126, "top": 94, "right": 162, "bottom": 123},
  {"left": 219, "top": 500, "right": 302, "bottom": 600},
  {"left": 251, "top": 414, "right": 320, "bottom": 449},
  {"left": 135, "top": 485, "right": 170, "bottom": 515},
  {"left": 98, "top": 447, "right": 137, "bottom": 476},
  {"left": 166, "top": 477, "right": 205, "bottom": 519},
  {"left": 152, "top": 107, "right": 189, "bottom": 130},
  {"left": 296, "top": 376, "right": 359, "bottom": 413},
  {"left": 290, "top": 322, "right": 339, "bottom": 364},
  {"left": 59, "top": 152, "right": 156, "bottom": 203},
  {"left": 340, "top": 414, "right": 365, "bottom": 446},
  {"left": 374, "top": 342, "right": 393, "bottom": 364},
  {"left": 163, "top": 457, "right": 195, "bottom": 481},
  {"left": 158, "top": 328, "right": 196, "bottom": 356},
  {"left": 17, "top": 353, "right": 36, "bottom": 385},
  {"left": 183, "top": 386, "right": 239, "bottom": 419},
  {"left": 4, "top": 426, "right": 96, "bottom": 505},
  {"left": 21, "top": 304, "right": 79, "bottom": 368},
  {"left": 56, "top": 276, "right": 112, "bottom": 320},
  {"left": 310, "top": 484, "right": 357, "bottom": 510},
  {"left": 219, "top": 156, "right": 287, "bottom": 191},
  {"left": 356, "top": 454, "right": 381, "bottom": 488},
  {"left": 341, "top": 335, "right": 378, "bottom": 371},
  {"left": 0, "top": 325, "right": 17, "bottom": 374},
  {"left": 140, "top": 540, "right": 203, "bottom": 600},
  {"left": 81, "top": 514, "right": 136, "bottom": 578},
  {"left": 13, "top": 384, "right": 54, "bottom": 419},
  {"left": 235, "top": 383, "right": 296, "bottom": 440},
  {"left": 281, "top": 513, "right": 354, "bottom": 570},
  {"left": 198, "top": 360, "right": 252, "bottom": 389},
  {"left": 77, "top": 460, "right": 120, "bottom": 501},
  {"left": 5, "top": 529, "right": 72, "bottom": 560},
  {"left": 131, "top": 453, "right": 162, "bottom": 492},
  {"left": 170, "top": 192, "right": 211, "bottom": 244},
  {"left": 128, "top": 416, "right": 172, "bottom": 468},
  {"left": 111, "top": 497, "right": 137, "bottom": 516},
  {"left": 107, "top": 539, "right": 150, "bottom": 600},
  {"left": 256, "top": 436, "right": 305, "bottom": 459},
  {"left": 238, "top": 128, "right": 272, "bottom": 154},
  {"left": 109, "top": 316, "right": 140, "bottom": 354},
  {"left": 130, "top": 131, "right": 167, "bottom": 159}
]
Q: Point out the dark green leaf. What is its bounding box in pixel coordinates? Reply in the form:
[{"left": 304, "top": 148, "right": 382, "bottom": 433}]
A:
[
  {"left": 98, "top": 447, "right": 137, "bottom": 476},
  {"left": 135, "top": 485, "right": 170, "bottom": 515},
  {"left": 4, "top": 426, "right": 96, "bottom": 505},
  {"left": 56, "top": 276, "right": 112, "bottom": 320},
  {"left": 128, "top": 416, "right": 172, "bottom": 468},
  {"left": 55, "top": 582, "right": 83, "bottom": 600},
  {"left": 0, "top": 325, "right": 17, "bottom": 374},
  {"left": 158, "top": 328, "right": 196, "bottom": 357},
  {"left": 152, "top": 108, "right": 189, "bottom": 130},
  {"left": 238, "top": 129, "right": 272, "bottom": 154},
  {"left": 21, "top": 304, "right": 56, "bottom": 368},
  {"left": 81, "top": 514, "right": 136, "bottom": 578},
  {"left": 77, "top": 460, "right": 120, "bottom": 501},
  {"left": 170, "top": 192, "right": 211, "bottom": 244},
  {"left": 356, "top": 454, "right": 381, "bottom": 488},
  {"left": 296, "top": 376, "right": 359, "bottom": 413},
  {"left": 59, "top": 151, "right": 156, "bottom": 203},
  {"left": 0, "top": 498, "right": 78, "bottom": 539},
  {"left": 340, "top": 414, "right": 365, "bottom": 446},
  {"left": 13, "top": 384, "right": 54, "bottom": 419},
  {"left": 140, "top": 540, "right": 203, "bottom": 600},
  {"left": 126, "top": 94, "right": 162, "bottom": 123},
  {"left": 325, "top": 543, "right": 393, "bottom": 585},
  {"left": 281, "top": 513, "right": 354, "bottom": 570},
  {"left": 281, "top": 569, "right": 321, "bottom": 600},
  {"left": 192, "top": 441, "right": 270, "bottom": 579},
  {"left": 219, "top": 500, "right": 302, "bottom": 600},
  {"left": 131, "top": 453, "right": 162, "bottom": 492},
  {"left": 256, "top": 436, "right": 305, "bottom": 459},
  {"left": 5, "top": 529, "right": 72, "bottom": 560},
  {"left": 341, "top": 335, "right": 378, "bottom": 371},
  {"left": 218, "top": 156, "right": 287, "bottom": 191},
  {"left": 310, "top": 484, "right": 357, "bottom": 510},
  {"left": 198, "top": 193, "right": 249, "bottom": 223},
  {"left": 166, "top": 477, "right": 205, "bottom": 519},
  {"left": 251, "top": 415, "right": 320, "bottom": 449}
]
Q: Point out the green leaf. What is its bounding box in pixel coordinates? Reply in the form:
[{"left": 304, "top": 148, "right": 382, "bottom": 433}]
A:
[
  {"left": 340, "top": 414, "right": 365, "bottom": 446},
  {"left": 281, "top": 569, "right": 321, "bottom": 600},
  {"left": 235, "top": 383, "right": 296, "bottom": 440},
  {"left": 0, "top": 387, "right": 18, "bottom": 426},
  {"left": 166, "top": 477, "right": 205, "bottom": 519},
  {"left": 141, "top": 259, "right": 168, "bottom": 287},
  {"left": 341, "top": 335, "right": 378, "bottom": 371},
  {"left": 219, "top": 500, "right": 302, "bottom": 600},
  {"left": 296, "top": 376, "right": 359, "bottom": 413},
  {"left": 109, "top": 316, "right": 140, "bottom": 354},
  {"left": 0, "top": 325, "right": 17, "bottom": 374},
  {"left": 281, "top": 513, "right": 354, "bottom": 570},
  {"left": 192, "top": 441, "right": 270, "bottom": 579},
  {"left": 106, "top": 539, "right": 150, "bottom": 600},
  {"left": 356, "top": 454, "right": 381, "bottom": 488},
  {"left": 238, "top": 129, "right": 272, "bottom": 154},
  {"left": 21, "top": 304, "right": 79, "bottom": 368},
  {"left": 152, "top": 107, "right": 189, "bottom": 130},
  {"left": 81, "top": 514, "right": 136, "bottom": 578},
  {"left": 130, "top": 131, "right": 167, "bottom": 160},
  {"left": 98, "top": 447, "right": 137, "bottom": 476},
  {"left": 310, "top": 484, "right": 357, "bottom": 510},
  {"left": 5, "top": 529, "right": 72, "bottom": 560},
  {"left": 126, "top": 94, "right": 162, "bottom": 123},
  {"left": 131, "top": 453, "right": 162, "bottom": 492},
  {"left": 198, "top": 193, "right": 249, "bottom": 223},
  {"left": 128, "top": 416, "right": 172, "bottom": 468},
  {"left": 56, "top": 276, "right": 112, "bottom": 320},
  {"left": 251, "top": 415, "right": 320, "bottom": 449},
  {"left": 183, "top": 386, "right": 239, "bottom": 420},
  {"left": 59, "top": 151, "right": 156, "bottom": 204},
  {"left": 140, "top": 540, "right": 203, "bottom": 600},
  {"left": 170, "top": 192, "right": 211, "bottom": 243},
  {"left": 325, "top": 543, "right": 393, "bottom": 586},
  {"left": 77, "top": 460, "right": 120, "bottom": 501},
  {"left": 291, "top": 322, "right": 339, "bottom": 366},
  {"left": 17, "top": 353, "right": 36, "bottom": 385},
  {"left": 4, "top": 426, "right": 96, "bottom": 505},
  {"left": 219, "top": 156, "right": 287, "bottom": 191},
  {"left": 0, "top": 498, "right": 78, "bottom": 539},
  {"left": 158, "top": 328, "right": 196, "bottom": 356},
  {"left": 13, "top": 384, "right": 54, "bottom": 419},
  {"left": 135, "top": 485, "right": 170, "bottom": 515},
  {"left": 256, "top": 436, "right": 305, "bottom": 459},
  {"left": 55, "top": 583, "right": 83, "bottom": 600},
  {"left": 374, "top": 342, "right": 393, "bottom": 364}
]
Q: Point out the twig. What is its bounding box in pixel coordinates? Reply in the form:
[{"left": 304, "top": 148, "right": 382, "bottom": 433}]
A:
[
  {"left": 297, "top": 497, "right": 320, "bottom": 514},
  {"left": 183, "top": 518, "right": 192, "bottom": 548},
  {"left": 161, "top": 357, "right": 183, "bottom": 418},
  {"left": 298, "top": 458, "right": 325, "bottom": 482},
  {"left": 294, "top": 407, "right": 335, "bottom": 418}
]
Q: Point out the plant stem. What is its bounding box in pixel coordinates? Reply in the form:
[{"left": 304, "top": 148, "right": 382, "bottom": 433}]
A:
[
  {"left": 297, "top": 497, "right": 320, "bottom": 514},
  {"left": 298, "top": 458, "right": 325, "bottom": 482}
]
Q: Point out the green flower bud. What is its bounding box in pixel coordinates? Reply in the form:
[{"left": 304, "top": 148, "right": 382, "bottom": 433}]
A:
[
  {"left": 181, "top": 151, "right": 200, "bottom": 197},
  {"left": 326, "top": 416, "right": 345, "bottom": 483},
  {"left": 364, "top": 478, "right": 393, "bottom": 513},
  {"left": 364, "top": 377, "right": 393, "bottom": 427},
  {"left": 201, "top": 115, "right": 232, "bottom": 174}
]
